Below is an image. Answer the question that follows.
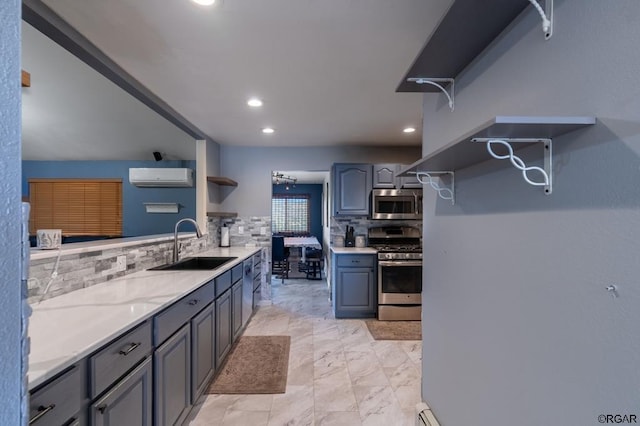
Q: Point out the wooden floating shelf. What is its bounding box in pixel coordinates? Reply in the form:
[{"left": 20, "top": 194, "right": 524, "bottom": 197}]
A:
[
  {"left": 397, "top": 0, "right": 530, "bottom": 92},
  {"left": 207, "top": 176, "right": 238, "bottom": 186},
  {"left": 22, "top": 70, "right": 31, "bottom": 87},
  {"left": 206, "top": 212, "right": 238, "bottom": 218},
  {"left": 399, "top": 116, "right": 596, "bottom": 174}
]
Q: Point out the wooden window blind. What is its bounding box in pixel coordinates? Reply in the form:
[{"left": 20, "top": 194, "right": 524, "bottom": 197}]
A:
[
  {"left": 271, "top": 193, "right": 310, "bottom": 234},
  {"left": 28, "top": 179, "right": 123, "bottom": 236}
]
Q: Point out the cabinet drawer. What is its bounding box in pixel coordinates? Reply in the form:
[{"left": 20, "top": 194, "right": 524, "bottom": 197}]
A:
[
  {"left": 30, "top": 363, "right": 83, "bottom": 426},
  {"left": 337, "top": 255, "right": 374, "bottom": 268},
  {"left": 231, "top": 263, "right": 243, "bottom": 284},
  {"left": 154, "top": 280, "right": 215, "bottom": 345},
  {"left": 253, "top": 275, "right": 260, "bottom": 291},
  {"left": 215, "top": 270, "right": 231, "bottom": 297},
  {"left": 253, "top": 253, "right": 261, "bottom": 267},
  {"left": 89, "top": 320, "right": 152, "bottom": 398}
]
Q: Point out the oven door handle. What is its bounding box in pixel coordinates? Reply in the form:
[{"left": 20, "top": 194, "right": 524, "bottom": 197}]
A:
[{"left": 378, "top": 260, "right": 423, "bottom": 267}]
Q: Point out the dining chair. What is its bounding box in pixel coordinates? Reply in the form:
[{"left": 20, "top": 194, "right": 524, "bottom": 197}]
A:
[{"left": 271, "top": 236, "right": 289, "bottom": 283}]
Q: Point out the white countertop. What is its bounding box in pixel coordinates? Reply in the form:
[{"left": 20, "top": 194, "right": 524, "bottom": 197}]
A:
[
  {"left": 30, "top": 232, "right": 199, "bottom": 261},
  {"left": 28, "top": 246, "right": 260, "bottom": 389},
  {"left": 330, "top": 246, "right": 378, "bottom": 254}
]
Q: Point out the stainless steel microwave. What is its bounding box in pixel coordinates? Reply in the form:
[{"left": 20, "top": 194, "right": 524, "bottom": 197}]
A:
[{"left": 370, "top": 189, "right": 422, "bottom": 220}]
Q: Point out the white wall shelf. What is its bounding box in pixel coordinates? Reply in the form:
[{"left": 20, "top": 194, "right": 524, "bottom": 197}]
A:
[
  {"left": 399, "top": 116, "right": 596, "bottom": 195},
  {"left": 144, "top": 203, "right": 180, "bottom": 214},
  {"left": 397, "top": 0, "right": 532, "bottom": 93}
]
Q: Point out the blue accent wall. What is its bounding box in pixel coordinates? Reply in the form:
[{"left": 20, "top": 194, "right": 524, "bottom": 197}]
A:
[
  {"left": 23, "top": 160, "right": 196, "bottom": 237},
  {"left": 272, "top": 183, "right": 323, "bottom": 245}
]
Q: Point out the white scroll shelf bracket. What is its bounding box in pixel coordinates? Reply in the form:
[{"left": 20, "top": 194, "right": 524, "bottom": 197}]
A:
[
  {"left": 471, "top": 137, "right": 553, "bottom": 195},
  {"left": 406, "top": 78, "right": 455, "bottom": 111},
  {"left": 529, "top": 0, "right": 554, "bottom": 40},
  {"left": 414, "top": 171, "right": 455, "bottom": 205}
]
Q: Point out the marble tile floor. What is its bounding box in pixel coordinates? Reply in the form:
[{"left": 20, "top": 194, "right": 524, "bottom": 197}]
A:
[{"left": 187, "top": 277, "right": 422, "bottom": 426}]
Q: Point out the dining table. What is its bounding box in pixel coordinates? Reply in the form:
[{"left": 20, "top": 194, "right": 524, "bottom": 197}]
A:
[{"left": 284, "top": 236, "right": 321, "bottom": 262}]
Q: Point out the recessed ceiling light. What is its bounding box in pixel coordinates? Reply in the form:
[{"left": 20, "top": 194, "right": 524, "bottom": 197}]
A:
[
  {"left": 191, "top": 0, "right": 215, "bottom": 5},
  {"left": 262, "top": 127, "right": 275, "bottom": 134},
  {"left": 247, "top": 98, "right": 263, "bottom": 107},
  {"left": 403, "top": 127, "right": 416, "bottom": 133}
]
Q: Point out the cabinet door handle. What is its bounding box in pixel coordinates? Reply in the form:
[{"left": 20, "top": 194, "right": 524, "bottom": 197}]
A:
[
  {"left": 118, "top": 342, "right": 141, "bottom": 356},
  {"left": 352, "top": 260, "right": 360, "bottom": 263},
  {"left": 188, "top": 299, "right": 199, "bottom": 306},
  {"left": 97, "top": 404, "right": 108, "bottom": 414},
  {"left": 29, "top": 404, "right": 55, "bottom": 424}
]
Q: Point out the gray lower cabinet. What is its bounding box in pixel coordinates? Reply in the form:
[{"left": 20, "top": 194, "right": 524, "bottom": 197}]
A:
[
  {"left": 333, "top": 253, "right": 376, "bottom": 318},
  {"left": 332, "top": 163, "right": 373, "bottom": 216},
  {"left": 91, "top": 357, "right": 153, "bottom": 426},
  {"left": 241, "top": 259, "right": 253, "bottom": 327},
  {"left": 190, "top": 303, "right": 215, "bottom": 404},
  {"left": 231, "top": 280, "right": 243, "bottom": 342},
  {"left": 154, "top": 324, "right": 192, "bottom": 426},
  {"left": 215, "top": 289, "right": 232, "bottom": 367},
  {"left": 29, "top": 363, "right": 84, "bottom": 426}
]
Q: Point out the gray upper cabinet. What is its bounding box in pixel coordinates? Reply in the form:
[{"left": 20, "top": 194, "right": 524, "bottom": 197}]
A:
[
  {"left": 91, "top": 358, "right": 153, "bottom": 426},
  {"left": 332, "top": 163, "right": 373, "bottom": 216},
  {"left": 373, "top": 164, "right": 397, "bottom": 188},
  {"left": 373, "top": 164, "right": 422, "bottom": 189}
]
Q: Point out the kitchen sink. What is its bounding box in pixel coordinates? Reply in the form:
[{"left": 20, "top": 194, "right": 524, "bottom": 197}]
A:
[{"left": 148, "top": 256, "right": 237, "bottom": 271}]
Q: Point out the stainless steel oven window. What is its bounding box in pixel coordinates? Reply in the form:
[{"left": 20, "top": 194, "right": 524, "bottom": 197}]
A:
[{"left": 378, "top": 260, "right": 422, "bottom": 305}]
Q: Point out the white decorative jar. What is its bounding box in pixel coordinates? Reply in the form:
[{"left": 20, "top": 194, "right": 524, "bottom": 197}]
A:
[{"left": 36, "top": 229, "right": 62, "bottom": 249}]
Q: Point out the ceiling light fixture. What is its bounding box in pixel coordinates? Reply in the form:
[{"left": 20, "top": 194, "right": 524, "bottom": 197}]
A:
[
  {"left": 247, "top": 98, "right": 263, "bottom": 107},
  {"left": 191, "top": 0, "right": 216, "bottom": 5},
  {"left": 403, "top": 127, "right": 416, "bottom": 133},
  {"left": 272, "top": 172, "right": 297, "bottom": 189},
  {"left": 262, "top": 127, "right": 275, "bottom": 134}
]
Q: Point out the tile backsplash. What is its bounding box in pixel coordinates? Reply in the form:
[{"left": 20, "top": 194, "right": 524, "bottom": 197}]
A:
[
  {"left": 28, "top": 235, "right": 209, "bottom": 303},
  {"left": 330, "top": 216, "right": 422, "bottom": 246}
]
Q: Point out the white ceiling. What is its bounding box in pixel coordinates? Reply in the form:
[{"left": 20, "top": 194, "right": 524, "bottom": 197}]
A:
[{"left": 23, "top": 0, "right": 453, "bottom": 159}]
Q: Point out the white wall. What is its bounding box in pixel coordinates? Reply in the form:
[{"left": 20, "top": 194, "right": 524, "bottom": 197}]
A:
[
  {"left": 0, "top": 0, "right": 24, "bottom": 423},
  {"left": 421, "top": 2, "right": 640, "bottom": 426},
  {"left": 219, "top": 145, "right": 421, "bottom": 216}
]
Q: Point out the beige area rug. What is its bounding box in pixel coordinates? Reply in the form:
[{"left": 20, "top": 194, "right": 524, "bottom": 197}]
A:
[
  {"left": 207, "top": 336, "right": 290, "bottom": 394},
  {"left": 365, "top": 320, "right": 422, "bottom": 340}
]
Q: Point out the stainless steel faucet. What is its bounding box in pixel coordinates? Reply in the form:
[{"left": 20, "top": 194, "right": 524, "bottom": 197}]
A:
[{"left": 173, "top": 218, "right": 203, "bottom": 263}]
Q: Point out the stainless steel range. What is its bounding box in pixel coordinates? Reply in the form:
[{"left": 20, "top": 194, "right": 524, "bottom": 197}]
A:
[{"left": 368, "top": 226, "right": 422, "bottom": 321}]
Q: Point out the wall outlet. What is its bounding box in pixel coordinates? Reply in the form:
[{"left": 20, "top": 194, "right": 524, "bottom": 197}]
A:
[
  {"left": 116, "top": 255, "right": 127, "bottom": 272},
  {"left": 260, "top": 227, "right": 267, "bottom": 235},
  {"left": 238, "top": 226, "right": 244, "bottom": 235}
]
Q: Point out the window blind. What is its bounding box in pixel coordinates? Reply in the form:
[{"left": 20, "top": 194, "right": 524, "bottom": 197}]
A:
[
  {"left": 272, "top": 194, "right": 310, "bottom": 234},
  {"left": 28, "top": 179, "right": 123, "bottom": 236}
]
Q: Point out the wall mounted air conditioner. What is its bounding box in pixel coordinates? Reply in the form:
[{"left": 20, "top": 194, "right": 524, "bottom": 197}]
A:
[{"left": 129, "top": 168, "right": 194, "bottom": 187}]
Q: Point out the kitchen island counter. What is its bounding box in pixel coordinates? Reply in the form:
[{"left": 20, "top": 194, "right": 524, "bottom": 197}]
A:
[{"left": 28, "top": 246, "right": 261, "bottom": 389}]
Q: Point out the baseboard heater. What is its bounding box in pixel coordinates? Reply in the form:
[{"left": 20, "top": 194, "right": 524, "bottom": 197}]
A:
[{"left": 416, "top": 402, "right": 441, "bottom": 426}]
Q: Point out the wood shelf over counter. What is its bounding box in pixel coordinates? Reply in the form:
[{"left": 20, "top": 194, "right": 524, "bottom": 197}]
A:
[
  {"left": 206, "top": 212, "right": 238, "bottom": 218},
  {"left": 397, "top": 0, "right": 530, "bottom": 92},
  {"left": 207, "top": 177, "right": 238, "bottom": 186},
  {"left": 22, "top": 70, "right": 31, "bottom": 87},
  {"left": 399, "top": 116, "right": 596, "bottom": 174}
]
